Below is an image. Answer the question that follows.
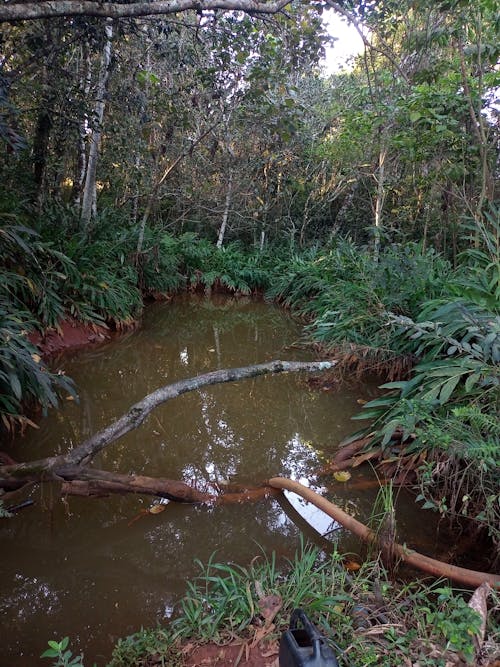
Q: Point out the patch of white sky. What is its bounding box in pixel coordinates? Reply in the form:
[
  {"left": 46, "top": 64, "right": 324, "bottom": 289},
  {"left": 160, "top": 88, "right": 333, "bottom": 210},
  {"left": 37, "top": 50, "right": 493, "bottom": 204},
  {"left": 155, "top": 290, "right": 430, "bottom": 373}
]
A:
[{"left": 320, "top": 11, "right": 365, "bottom": 75}]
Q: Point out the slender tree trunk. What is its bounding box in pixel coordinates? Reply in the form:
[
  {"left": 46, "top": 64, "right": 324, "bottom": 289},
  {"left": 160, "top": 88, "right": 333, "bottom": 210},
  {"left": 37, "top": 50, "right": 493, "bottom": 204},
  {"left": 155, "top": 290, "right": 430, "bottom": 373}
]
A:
[
  {"left": 457, "top": 37, "right": 494, "bottom": 234},
  {"left": 260, "top": 225, "right": 266, "bottom": 252},
  {"left": 32, "top": 101, "right": 53, "bottom": 210},
  {"left": 74, "top": 47, "right": 92, "bottom": 206},
  {"left": 373, "top": 143, "right": 386, "bottom": 263},
  {"left": 32, "top": 35, "right": 55, "bottom": 211},
  {"left": 81, "top": 19, "right": 113, "bottom": 229},
  {"left": 217, "top": 168, "right": 233, "bottom": 248}
]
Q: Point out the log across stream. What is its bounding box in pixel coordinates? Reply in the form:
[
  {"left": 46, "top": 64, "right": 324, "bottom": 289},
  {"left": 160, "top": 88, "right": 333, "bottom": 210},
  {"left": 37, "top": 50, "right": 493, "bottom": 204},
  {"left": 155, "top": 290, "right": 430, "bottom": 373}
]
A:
[{"left": 0, "top": 296, "right": 467, "bottom": 664}]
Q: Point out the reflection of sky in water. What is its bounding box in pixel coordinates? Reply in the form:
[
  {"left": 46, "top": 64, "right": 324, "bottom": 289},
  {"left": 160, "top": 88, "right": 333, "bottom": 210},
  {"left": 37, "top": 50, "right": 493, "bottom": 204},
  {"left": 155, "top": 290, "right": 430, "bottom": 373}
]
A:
[{"left": 283, "top": 490, "right": 341, "bottom": 536}]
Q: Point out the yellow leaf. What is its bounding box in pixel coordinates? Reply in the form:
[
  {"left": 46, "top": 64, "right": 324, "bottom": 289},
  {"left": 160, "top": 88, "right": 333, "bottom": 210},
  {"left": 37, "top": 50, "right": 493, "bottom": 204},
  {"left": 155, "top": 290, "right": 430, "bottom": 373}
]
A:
[
  {"left": 148, "top": 504, "right": 166, "bottom": 515},
  {"left": 333, "top": 470, "right": 351, "bottom": 482},
  {"left": 31, "top": 353, "right": 41, "bottom": 363},
  {"left": 66, "top": 395, "right": 75, "bottom": 401}
]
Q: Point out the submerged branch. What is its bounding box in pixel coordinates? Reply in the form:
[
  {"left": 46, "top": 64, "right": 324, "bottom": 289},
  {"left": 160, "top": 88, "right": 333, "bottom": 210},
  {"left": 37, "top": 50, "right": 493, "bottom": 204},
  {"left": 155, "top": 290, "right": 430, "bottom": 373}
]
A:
[{"left": 58, "top": 466, "right": 215, "bottom": 502}]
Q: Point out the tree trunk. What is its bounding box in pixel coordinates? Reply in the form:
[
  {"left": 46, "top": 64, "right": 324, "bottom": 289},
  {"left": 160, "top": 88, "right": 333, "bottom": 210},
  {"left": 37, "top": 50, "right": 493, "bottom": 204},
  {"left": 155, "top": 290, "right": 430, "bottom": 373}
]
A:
[
  {"left": 217, "top": 168, "right": 233, "bottom": 248},
  {"left": 74, "top": 47, "right": 92, "bottom": 206},
  {"left": 80, "top": 19, "right": 113, "bottom": 229},
  {"left": 373, "top": 142, "right": 386, "bottom": 263},
  {"left": 32, "top": 103, "right": 53, "bottom": 209}
]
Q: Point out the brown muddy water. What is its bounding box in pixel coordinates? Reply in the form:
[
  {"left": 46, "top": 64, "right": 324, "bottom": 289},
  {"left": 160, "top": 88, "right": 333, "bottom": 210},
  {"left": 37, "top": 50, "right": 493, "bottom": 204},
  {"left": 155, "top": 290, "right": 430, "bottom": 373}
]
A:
[{"left": 0, "top": 296, "right": 443, "bottom": 665}]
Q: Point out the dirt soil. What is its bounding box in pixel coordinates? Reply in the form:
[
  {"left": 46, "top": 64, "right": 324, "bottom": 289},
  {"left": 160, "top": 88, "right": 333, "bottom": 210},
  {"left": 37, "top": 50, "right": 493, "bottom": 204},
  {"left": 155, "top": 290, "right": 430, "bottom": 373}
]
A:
[
  {"left": 182, "top": 639, "right": 279, "bottom": 666},
  {"left": 29, "top": 319, "right": 112, "bottom": 357}
]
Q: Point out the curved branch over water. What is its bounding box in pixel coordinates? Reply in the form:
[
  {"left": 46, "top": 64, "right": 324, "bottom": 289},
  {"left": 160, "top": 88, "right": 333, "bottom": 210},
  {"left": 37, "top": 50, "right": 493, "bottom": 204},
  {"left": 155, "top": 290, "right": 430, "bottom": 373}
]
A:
[
  {"left": 0, "top": 360, "right": 334, "bottom": 486},
  {"left": 268, "top": 477, "right": 500, "bottom": 590},
  {"left": 67, "top": 359, "right": 335, "bottom": 465}
]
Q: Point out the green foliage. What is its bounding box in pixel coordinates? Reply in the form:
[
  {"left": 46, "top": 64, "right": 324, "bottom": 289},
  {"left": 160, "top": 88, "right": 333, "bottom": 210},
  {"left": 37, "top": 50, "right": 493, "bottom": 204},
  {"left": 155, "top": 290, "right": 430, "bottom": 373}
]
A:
[
  {"left": 354, "top": 270, "right": 499, "bottom": 547},
  {"left": 109, "top": 628, "right": 174, "bottom": 667},
  {"left": 266, "top": 240, "right": 450, "bottom": 350},
  {"left": 0, "top": 500, "right": 13, "bottom": 518},
  {"left": 40, "top": 637, "right": 84, "bottom": 667},
  {"left": 110, "top": 543, "right": 496, "bottom": 667},
  {"left": 0, "top": 305, "right": 76, "bottom": 429}
]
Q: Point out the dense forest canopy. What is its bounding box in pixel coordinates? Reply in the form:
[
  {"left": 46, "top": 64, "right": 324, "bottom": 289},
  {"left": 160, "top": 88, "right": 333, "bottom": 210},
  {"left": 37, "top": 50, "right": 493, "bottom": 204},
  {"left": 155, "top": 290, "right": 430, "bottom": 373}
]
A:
[{"left": 1, "top": 0, "right": 498, "bottom": 246}]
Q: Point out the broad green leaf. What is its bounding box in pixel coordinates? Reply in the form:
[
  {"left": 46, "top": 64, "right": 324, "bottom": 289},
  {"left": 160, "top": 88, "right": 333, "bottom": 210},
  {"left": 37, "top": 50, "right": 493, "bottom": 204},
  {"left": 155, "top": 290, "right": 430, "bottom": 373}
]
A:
[
  {"left": 465, "top": 373, "right": 481, "bottom": 392},
  {"left": 40, "top": 648, "right": 59, "bottom": 658},
  {"left": 8, "top": 373, "right": 22, "bottom": 400},
  {"left": 438, "top": 376, "right": 461, "bottom": 404}
]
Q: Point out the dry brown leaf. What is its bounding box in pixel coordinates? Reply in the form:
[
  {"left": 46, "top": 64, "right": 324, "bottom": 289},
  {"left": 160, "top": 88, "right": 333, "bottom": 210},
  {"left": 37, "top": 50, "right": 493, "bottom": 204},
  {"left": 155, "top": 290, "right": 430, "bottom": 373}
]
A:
[
  {"left": 351, "top": 450, "right": 381, "bottom": 467},
  {"left": 468, "top": 582, "right": 491, "bottom": 652},
  {"left": 258, "top": 594, "right": 282, "bottom": 623},
  {"left": 344, "top": 560, "right": 361, "bottom": 572}
]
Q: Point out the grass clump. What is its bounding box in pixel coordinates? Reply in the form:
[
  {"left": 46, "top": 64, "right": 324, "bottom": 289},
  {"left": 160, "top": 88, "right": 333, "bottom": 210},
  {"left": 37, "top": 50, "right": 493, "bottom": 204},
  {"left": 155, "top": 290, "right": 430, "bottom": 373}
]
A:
[{"left": 109, "top": 543, "right": 499, "bottom": 667}]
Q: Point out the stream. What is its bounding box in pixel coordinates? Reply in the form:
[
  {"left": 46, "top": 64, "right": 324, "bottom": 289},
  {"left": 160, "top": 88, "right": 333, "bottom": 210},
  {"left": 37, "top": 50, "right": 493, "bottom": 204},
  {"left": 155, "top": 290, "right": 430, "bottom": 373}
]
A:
[{"left": 0, "top": 296, "right": 444, "bottom": 664}]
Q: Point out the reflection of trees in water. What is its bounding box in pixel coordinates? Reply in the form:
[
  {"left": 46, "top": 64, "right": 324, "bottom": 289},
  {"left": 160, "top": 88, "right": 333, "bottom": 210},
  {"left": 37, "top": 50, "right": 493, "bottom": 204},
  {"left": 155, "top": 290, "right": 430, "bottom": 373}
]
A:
[{"left": 28, "top": 297, "right": 304, "bottom": 458}]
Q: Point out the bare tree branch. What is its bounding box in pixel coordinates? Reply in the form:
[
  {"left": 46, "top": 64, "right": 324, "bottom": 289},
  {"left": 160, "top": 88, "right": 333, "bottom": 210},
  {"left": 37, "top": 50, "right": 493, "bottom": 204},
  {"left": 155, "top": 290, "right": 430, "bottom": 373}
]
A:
[
  {"left": 0, "top": 360, "right": 335, "bottom": 488},
  {"left": 66, "top": 359, "right": 335, "bottom": 465},
  {"left": 0, "top": 0, "right": 291, "bottom": 23}
]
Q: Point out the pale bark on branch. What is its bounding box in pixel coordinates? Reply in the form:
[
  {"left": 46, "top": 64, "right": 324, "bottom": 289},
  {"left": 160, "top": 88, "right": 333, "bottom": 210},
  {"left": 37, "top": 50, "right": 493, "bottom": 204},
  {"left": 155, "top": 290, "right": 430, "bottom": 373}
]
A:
[
  {"left": 66, "top": 359, "right": 335, "bottom": 466},
  {"left": 0, "top": 360, "right": 334, "bottom": 487},
  {"left": 0, "top": 0, "right": 291, "bottom": 22}
]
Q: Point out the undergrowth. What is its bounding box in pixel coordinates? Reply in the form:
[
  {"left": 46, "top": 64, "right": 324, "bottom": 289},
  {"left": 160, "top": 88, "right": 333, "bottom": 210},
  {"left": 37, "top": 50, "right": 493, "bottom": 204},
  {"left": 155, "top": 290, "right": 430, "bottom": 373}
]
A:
[{"left": 109, "top": 542, "right": 500, "bottom": 667}]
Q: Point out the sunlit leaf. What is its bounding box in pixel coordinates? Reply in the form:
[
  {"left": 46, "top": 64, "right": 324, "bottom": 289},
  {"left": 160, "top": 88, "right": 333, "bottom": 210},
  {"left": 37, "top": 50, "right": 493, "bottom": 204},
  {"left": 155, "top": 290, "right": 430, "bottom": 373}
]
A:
[{"left": 148, "top": 504, "right": 166, "bottom": 515}]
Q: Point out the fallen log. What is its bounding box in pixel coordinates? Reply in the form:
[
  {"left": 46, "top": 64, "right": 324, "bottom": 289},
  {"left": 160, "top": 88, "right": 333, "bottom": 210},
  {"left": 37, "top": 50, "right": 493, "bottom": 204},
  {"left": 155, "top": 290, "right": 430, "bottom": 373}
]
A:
[
  {"left": 60, "top": 474, "right": 280, "bottom": 505},
  {"left": 268, "top": 477, "right": 500, "bottom": 590},
  {"left": 59, "top": 467, "right": 215, "bottom": 503}
]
